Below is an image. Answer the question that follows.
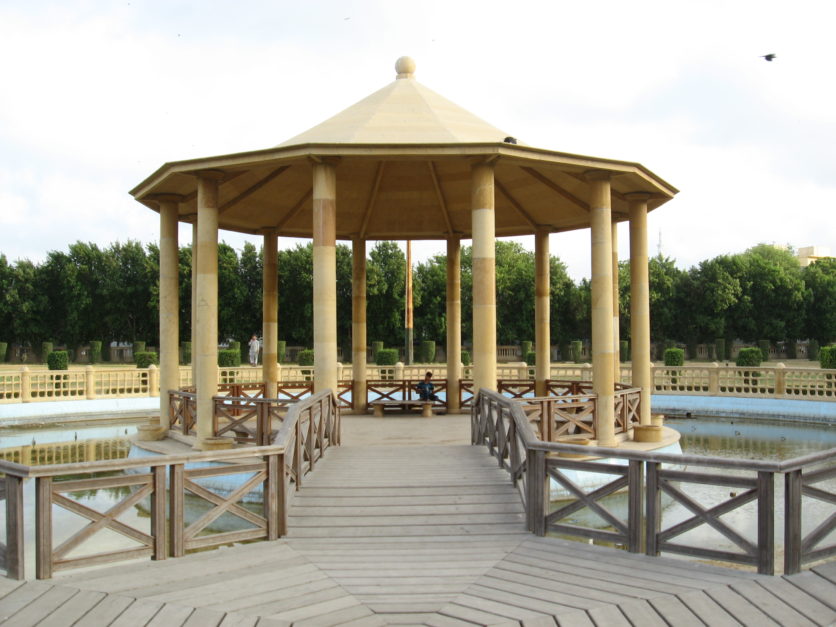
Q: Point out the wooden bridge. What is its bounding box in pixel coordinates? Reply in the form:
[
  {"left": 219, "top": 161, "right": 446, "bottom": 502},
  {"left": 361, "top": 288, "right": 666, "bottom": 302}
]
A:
[{"left": 2, "top": 393, "right": 836, "bottom": 625}]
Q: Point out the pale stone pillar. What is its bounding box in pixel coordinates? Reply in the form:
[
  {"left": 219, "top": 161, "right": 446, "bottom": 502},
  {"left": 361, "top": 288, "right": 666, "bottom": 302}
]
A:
[
  {"left": 312, "top": 161, "right": 338, "bottom": 396},
  {"left": 263, "top": 229, "right": 278, "bottom": 398},
  {"left": 191, "top": 222, "right": 198, "bottom": 385},
  {"left": 352, "top": 238, "right": 368, "bottom": 411},
  {"left": 628, "top": 193, "right": 652, "bottom": 426},
  {"left": 612, "top": 222, "right": 621, "bottom": 383},
  {"left": 446, "top": 238, "right": 462, "bottom": 412},
  {"left": 157, "top": 196, "right": 179, "bottom": 436},
  {"left": 405, "top": 240, "right": 414, "bottom": 364},
  {"left": 194, "top": 172, "right": 223, "bottom": 449},
  {"left": 587, "top": 171, "right": 617, "bottom": 447},
  {"left": 535, "top": 228, "right": 550, "bottom": 396},
  {"left": 471, "top": 162, "right": 497, "bottom": 394}
]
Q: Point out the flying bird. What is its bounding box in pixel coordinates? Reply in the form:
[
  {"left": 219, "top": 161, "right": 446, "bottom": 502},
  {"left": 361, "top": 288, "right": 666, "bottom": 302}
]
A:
[{"left": 761, "top": 53, "right": 777, "bottom": 62}]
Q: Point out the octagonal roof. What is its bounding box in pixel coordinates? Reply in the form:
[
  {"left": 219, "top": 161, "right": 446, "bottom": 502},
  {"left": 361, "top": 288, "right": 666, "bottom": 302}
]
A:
[{"left": 132, "top": 57, "right": 677, "bottom": 240}]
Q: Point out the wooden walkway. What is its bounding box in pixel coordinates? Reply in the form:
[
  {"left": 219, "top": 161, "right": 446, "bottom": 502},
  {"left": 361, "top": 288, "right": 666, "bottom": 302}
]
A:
[{"left": 2, "top": 444, "right": 836, "bottom": 626}]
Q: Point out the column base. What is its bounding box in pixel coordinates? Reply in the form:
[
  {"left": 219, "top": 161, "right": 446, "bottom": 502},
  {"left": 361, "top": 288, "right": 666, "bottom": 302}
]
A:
[
  {"left": 135, "top": 424, "right": 168, "bottom": 441},
  {"left": 651, "top": 413, "right": 665, "bottom": 427},
  {"left": 193, "top": 436, "right": 234, "bottom": 451}
]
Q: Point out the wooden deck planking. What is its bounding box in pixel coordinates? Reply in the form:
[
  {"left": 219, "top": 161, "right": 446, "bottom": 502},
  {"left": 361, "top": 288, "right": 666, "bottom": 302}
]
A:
[{"left": 2, "top": 442, "right": 831, "bottom": 626}]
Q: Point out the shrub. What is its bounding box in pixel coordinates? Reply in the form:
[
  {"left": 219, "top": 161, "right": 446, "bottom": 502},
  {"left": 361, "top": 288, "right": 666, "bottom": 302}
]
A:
[
  {"left": 419, "top": 340, "right": 436, "bottom": 364},
  {"left": 89, "top": 340, "right": 102, "bottom": 364},
  {"left": 0, "top": 341, "right": 7, "bottom": 363},
  {"left": 133, "top": 341, "right": 146, "bottom": 355},
  {"left": 218, "top": 349, "right": 239, "bottom": 367},
  {"left": 715, "top": 338, "right": 726, "bottom": 362},
  {"left": 229, "top": 340, "right": 242, "bottom": 362},
  {"left": 376, "top": 348, "right": 399, "bottom": 366},
  {"left": 736, "top": 347, "right": 762, "bottom": 367},
  {"left": 278, "top": 340, "right": 286, "bottom": 364},
  {"left": 371, "top": 341, "right": 384, "bottom": 363},
  {"left": 620, "top": 340, "right": 630, "bottom": 363},
  {"left": 461, "top": 350, "right": 471, "bottom": 366},
  {"left": 47, "top": 350, "right": 69, "bottom": 370},
  {"left": 135, "top": 351, "right": 159, "bottom": 368},
  {"left": 758, "top": 339, "right": 771, "bottom": 362},
  {"left": 809, "top": 339, "right": 820, "bottom": 361},
  {"left": 525, "top": 351, "right": 536, "bottom": 366},
  {"left": 664, "top": 347, "right": 684, "bottom": 367},
  {"left": 520, "top": 341, "right": 532, "bottom": 359},
  {"left": 298, "top": 349, "right": 314, "bottom": 366},
  {"left": 181, "top": 341, "right": 191, "bottom": 365},
  {"left": 570, "top": 340, "right": 583, "bottom": 364},
  {"left": 41, "top": 341, "right": 53, "bottom": 363},
  {"left": 820, "top": 346, "right": 836, "bottom": 370}
]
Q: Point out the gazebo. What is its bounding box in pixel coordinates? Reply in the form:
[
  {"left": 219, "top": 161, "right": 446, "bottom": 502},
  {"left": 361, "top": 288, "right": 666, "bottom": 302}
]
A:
[{"left": 131, "top": 57, "right": 677, "bottom": 450}]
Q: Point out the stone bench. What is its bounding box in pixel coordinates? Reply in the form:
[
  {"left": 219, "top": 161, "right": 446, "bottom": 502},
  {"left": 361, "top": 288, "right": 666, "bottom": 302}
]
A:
[{"left": 371, "top": 399, "right": 434, "bottom": 417}]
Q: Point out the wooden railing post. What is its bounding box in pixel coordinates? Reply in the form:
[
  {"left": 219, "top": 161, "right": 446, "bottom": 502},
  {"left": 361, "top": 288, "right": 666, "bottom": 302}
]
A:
[
  {"left": 527, "top": 449, "right": 547, "bottom": 536},
  {"left": 35, "top": 477, "right": 53, "bottom": 579},
  {"left": 628, "top": 460, "right": 643, "bottom": 553},
  {"left": 295, "top": 419, "right": 303, "bottom": 490},
  {"left": 645, "top": 462, "right": 660, "bottom": 556},
  {"left": 757, "top": 471, "right": 775, "bottom": 575},
  {"left": 784, "top": 469, "right": 803, "bottom": 574},
  {"left": 151, "top": 465, "right": 166, "bottom": 560},
  {"left": 265, "top": 454, "right": 279, "bottom": 540},
  {"left": 277, "top": 452, "right": 288, "bottom": 537},
  {"left": 307, "top": 407, "right": 316, "bottom": 471},
  {"left": 169, "top": 464, "right": 185, "bottom": 557},
  {"left": 5, "top": 475, "right": 25, "bottom": 580}
]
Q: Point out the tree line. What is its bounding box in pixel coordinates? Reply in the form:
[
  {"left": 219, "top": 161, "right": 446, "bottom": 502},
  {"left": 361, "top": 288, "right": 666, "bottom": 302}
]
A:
[{"left": 0, "top": 240, "right": 834, "bottom": 358}]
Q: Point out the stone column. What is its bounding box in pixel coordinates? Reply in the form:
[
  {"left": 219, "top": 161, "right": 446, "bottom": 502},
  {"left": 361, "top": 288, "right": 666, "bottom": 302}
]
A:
[
  {"left": 612, "top": 221, "right": 621, "bottom": 383},
  {"left": 312, "top": 160, "right": 338, "bottom": 396},
  {"left": 194, "top": 171, "right": 224, "bottom": 450},
  {"left": 405, "top": 241, "right": 414, "bottom": 365},
  {"left": 262, "top": 228, "right": 278, "bottom": 399},
  {"left": 446, "top": 238, "right": 462, "bottom": 412},
  {"left": 191, "top": 222, "right": 198, "bottom": 385},
  {"left": 587, "top": 171, "right": 617, "bottom": 447},
  {"left": 628, "top": 193, "right": 652, "bottom": 426},
  {"left": 535, "top": 228, "right": 550, "bottom": 396},
  {"left": 352, "top": 238, "right": 367, "bottom": 411},
  {"left": 156, "top": 196, "right": 180, "bottom": 438},
  {"left": 471, "top": 162, "right": 497, "bottom": 394}
]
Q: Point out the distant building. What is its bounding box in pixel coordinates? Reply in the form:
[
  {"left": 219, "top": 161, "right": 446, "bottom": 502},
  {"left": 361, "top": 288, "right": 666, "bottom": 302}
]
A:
[{"left": 797, "top": 246, "right": 832, "bottom": 267}]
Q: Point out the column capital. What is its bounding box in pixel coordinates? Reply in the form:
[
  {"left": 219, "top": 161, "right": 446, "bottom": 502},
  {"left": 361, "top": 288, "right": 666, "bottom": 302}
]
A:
[
  {"left": 469, "top": 155, "right": 499, "bottom": 169},
  {"left": 583, "top": 169, "right": 612, "bottom": 182},
  {"left": 147, "top": 193, "right": 185, "bottom": 205},
  {"left": 194, "top": 169, "right": 226, "bottom": 181},
  {"left": 258, "top": 226, "right": 278, "bottom": 236},
  {"left": 624, "top": 191, "right": 652, "bottom": 202}
]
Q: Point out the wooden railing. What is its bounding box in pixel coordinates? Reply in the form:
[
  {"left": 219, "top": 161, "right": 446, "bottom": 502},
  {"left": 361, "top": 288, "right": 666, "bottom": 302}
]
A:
[
  {"left": 0, "top": 390, "right": 339, "bottom": 581},
  {"left": 472, "top": 389, "right": 836, "bottom": 575}
]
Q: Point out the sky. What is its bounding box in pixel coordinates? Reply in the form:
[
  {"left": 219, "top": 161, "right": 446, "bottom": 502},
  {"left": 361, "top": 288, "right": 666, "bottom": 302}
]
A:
[{"left": 1, "top": 0, "right": 834, "bottom": 281}]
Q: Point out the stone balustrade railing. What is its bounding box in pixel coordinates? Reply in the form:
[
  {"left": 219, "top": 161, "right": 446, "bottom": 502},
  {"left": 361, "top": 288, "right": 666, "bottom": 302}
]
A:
[{"left": 1, "top": 363, "right": 833, "bottom": 404}]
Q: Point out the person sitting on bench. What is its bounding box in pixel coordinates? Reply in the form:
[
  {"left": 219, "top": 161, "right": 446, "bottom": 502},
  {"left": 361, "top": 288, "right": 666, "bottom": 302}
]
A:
[{"left": 416, "top": 371, "right": 439, "bottom": 401}]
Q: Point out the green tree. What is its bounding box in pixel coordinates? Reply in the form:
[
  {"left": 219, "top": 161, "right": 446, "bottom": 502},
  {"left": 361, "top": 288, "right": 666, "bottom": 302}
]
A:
[
  {"left": 278, "top": 243, "right": 313, "bottom": 346},
  {"left": 413, "top": 253, "right": 447, "bottom": 343},
  {"left": 367, "top": 241, "right": 406, "bottom": 347},
  {"left": 804, "top": 257, "right": 836, "bottom": 344}
]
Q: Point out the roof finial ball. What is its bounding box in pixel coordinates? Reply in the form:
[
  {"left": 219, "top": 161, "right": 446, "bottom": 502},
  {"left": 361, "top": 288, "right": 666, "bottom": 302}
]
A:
[{"left": 395, "top": 56, "right": 416, "bottom": 79}]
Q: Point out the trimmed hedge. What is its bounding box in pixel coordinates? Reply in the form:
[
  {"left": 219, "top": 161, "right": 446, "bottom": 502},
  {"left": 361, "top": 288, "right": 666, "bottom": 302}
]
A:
[
  {"left": 371, "top": 341, "right": 384, "bottom": 363},
  {"left": 41, "top": 341, "right": 53, "bottom": 363},
  {"left": 664, "top": 347, "right": 684, "bottom": 367},
  {"left": 419, "top": 340, "right": 436, "bottom": 364},
  {"left": 376, "top": 348, "right": 399, "bottom": 366},
  {"left": 736, "top": 347, "right": 762, "bottom": 367},
  {"left": 525, "top": 351, "right": 536, "bottom": 366},
  {"left": 135, "top": 351, "right": 159, "bottom": 368},
  {"left": 181, "top": 341, "right": 191, "bottom": 365},
  {"left": 758, "top": 339, "right": 771, "bottom": 362},
  {"left": 570, "top": 340, "right": 583, "bottom": 364},
  {"left": 133, "top": 341, "right": 146, "bottom": 354},
  {"left": 218, "top": 349, "right": 239, "bottom": 367},
  {"left": 809, "top": 339, "right": 820, "bottom": 361},
  {"left": 47, "top": 350, "right": 69, "bottom": 370},
  {"left": 461, "top": 350, "right": 471, "bottom": 366},
  {"left": 620, "top": 340, "right": 629, "bottom": 363},
  {"left": 89, "top": 340, "right": 102, "bottom": 363},
  {"left": 278, "top": 340, "right": 286, "bottom": 364},
  {"left": 298, "top": 349, "right": 314, "bottom": 366},
  {"left": 820, "top": 346, "right": 836, "bottom": 370}
]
